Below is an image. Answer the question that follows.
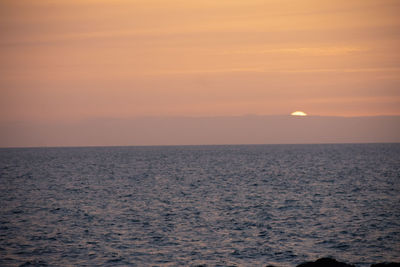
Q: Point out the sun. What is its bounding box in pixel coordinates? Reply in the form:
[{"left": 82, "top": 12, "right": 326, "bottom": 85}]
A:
[{"left": 291, "top": 111, "right": 307, "bottom": 116}]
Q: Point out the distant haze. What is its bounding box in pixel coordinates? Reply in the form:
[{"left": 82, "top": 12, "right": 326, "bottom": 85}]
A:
[{"left": 1, "top": 115, "right": 399, "bottom": 147}]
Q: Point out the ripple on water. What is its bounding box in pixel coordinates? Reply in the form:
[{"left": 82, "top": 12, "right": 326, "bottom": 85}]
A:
[{"left": 0, "top": 144, "right": 399, "bottom": 266}]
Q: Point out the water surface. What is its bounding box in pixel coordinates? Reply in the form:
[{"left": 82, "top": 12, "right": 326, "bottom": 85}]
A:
[{"left": 0, "top": 144, "right": 399, "bottom": 266}]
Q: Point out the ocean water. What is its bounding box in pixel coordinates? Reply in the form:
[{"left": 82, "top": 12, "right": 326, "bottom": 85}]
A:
[{"left": 0, "top": 144, "right": 399, "bottom": 267}]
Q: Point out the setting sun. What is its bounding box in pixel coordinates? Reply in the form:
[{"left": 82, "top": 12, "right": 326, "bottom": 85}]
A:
[{"left": 291, "top": 111, "right": 308, "bottom": 116}]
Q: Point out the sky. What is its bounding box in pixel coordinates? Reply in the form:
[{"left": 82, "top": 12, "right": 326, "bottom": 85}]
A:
[{"left": 1, "top": 0, "right": 400, "bottom": 125}]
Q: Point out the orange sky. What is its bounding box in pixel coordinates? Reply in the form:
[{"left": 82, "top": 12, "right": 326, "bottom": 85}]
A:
[{"left": 1, "top": 0, "right": 399, "bottom": 122}]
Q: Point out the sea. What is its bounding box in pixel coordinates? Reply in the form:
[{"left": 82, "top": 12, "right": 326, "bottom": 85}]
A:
[{"left": 0, "top": 144, "right": 399, "bottom": 267}]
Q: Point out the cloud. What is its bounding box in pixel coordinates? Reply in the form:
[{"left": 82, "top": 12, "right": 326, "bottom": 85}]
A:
[
  {"left": 150, "top": 67, "right": 400, "bottom": 75},
  {"left": 220, "top": 46, "right": 368, "bottom": 56}
]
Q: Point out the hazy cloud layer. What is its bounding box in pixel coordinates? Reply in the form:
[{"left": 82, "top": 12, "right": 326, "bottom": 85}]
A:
[{"left": 1, "top": 116, "right": 399, "bottom": 147}]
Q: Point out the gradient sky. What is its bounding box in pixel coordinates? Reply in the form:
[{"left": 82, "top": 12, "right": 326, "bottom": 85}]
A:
[{"left": 1, "top": 0, "right": 400, "bottom": 123}]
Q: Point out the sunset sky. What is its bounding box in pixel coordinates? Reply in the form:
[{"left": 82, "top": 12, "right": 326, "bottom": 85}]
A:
[{"left": 1, "top": 0, "right": 400, "bottom": 124}]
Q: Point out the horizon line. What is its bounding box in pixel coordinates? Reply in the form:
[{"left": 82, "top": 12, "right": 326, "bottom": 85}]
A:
[{"left": 1, "top": 141, "right": 399, "bottom": 150}]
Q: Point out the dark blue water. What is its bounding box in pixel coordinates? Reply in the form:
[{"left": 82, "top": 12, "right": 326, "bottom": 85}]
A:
[{"left": 0, "top": 144, "right": 399, "bottom": 266}]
